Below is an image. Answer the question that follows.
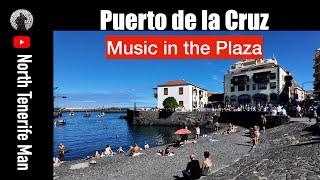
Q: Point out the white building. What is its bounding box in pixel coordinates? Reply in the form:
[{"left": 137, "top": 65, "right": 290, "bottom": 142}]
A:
[
  {"left": 224, "top": 58, "right": 305, "bottom": 106},
  {"left": 154, "top": 80, "right": 208, "bottom": 111},
  {"left": 290, "top": 81, "right": 306, "bottom": 102}
]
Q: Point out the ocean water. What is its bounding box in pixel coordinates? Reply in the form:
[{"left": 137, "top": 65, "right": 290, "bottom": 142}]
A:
[{"left": 53, "top": 112, "right": 190, "bottom": 160}]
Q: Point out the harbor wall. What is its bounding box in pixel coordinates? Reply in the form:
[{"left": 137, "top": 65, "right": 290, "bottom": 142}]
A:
[
  {"left": 126, "top": 110, "right": 290, "bottom": 128},
  {"left": 126, "top": 110, "right": 219, "bottom": 127}
]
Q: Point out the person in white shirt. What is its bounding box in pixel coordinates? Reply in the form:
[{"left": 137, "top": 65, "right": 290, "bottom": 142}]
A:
[
  {"left": 263, "top": 106, "right": 267, "bottom": 112},
  {"left": 296, "top": 105, "right": 302, "bottom": 118},
  {"left": 276, "top": 105, "right": 282, "bottom": 114},
  {"left": 271, "top": 107, "right": 277, "bottom": 116},
  {"left": 281, "top": 108, "right": 287, "bottom": 116},
  {"left": 195, "top": 126, "right": 200, "bottom": 139},
  {"left": 144, "top": 143, "right": 149, "bottom": 150}
]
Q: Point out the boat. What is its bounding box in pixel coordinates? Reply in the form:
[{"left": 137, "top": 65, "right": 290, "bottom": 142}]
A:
[
  {"left": 56, "top": 119, "right": 66, "bottom": 125},
  {"left": 96, "top": 112, "right": 106, "bottom": 118},
  {"left": 69, "top": 111, "right": 75, "bottom": 116},
  {"left": 83, "top": 111, "right": 91, "bottom": 117}
]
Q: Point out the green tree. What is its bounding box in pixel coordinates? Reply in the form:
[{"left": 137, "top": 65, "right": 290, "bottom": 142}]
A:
[{"left": 163, "top": 97, "right": 179, "bottom": 110}]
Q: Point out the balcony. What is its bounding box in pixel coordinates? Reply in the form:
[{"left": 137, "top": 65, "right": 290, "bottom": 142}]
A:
[
  {"left": 253, "top": 71, "right": 271, "bottom": 83},
  {"left": 231, "top": 75, "right": 249, "bottom": 85}
]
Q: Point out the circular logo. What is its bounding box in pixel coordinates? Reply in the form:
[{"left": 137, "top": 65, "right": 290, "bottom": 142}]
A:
[{"left": 10, "top": 9, "right": 33, "bottom": 31}]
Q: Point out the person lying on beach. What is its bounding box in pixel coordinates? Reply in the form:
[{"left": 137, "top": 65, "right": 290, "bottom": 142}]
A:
[
  {"left": 201, "top": 151, "right": 212, "bottom": 176},
  {"left": 117, "top": 146, "right": 125, "bottom": 154},
  {"left": 104, "top": 145, "right": 113, "bottom": 156},
  {"left": 170, "top": 137, "right": 183, "bottom": 147},
  {"left": 184, "top": 140, "right": 197, "bottom": 144},
  {"left": 130, "top": 144, "right": 142, "bottom": 156},
  {"left": 157, "top": 148, "right": 165, "bottom": 156},
  {"left": 164, "top": 146, "right": 175, "bottom": 156},
  {"left": 225, "top": 123, "right": 237, "bottom": 134}
]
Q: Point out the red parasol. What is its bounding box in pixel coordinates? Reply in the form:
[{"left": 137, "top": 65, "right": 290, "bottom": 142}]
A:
[{"left": 174, "top": 128, "right": 191, "bottom": 135}]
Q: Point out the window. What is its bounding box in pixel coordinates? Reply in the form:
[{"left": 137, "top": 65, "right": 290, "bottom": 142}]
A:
[
  {"left": 246, "top": 85, "right": 250, "bottom": 91},
  {"left": 269, "top": 73, "right": 276, "bottom": 79},
  {"left": 179, "top": 87, "right": 183, "bottom": 95},
  {"left": 258, "top": 83, "right": 268, "bottom": 89},
  {"left": 164, "top": 88, "right": 168, "bottom": 95},
  {"left": 231, "top": 86, "right": 235, "bottom": 92},
  {"left": 179, "top": 101, "right": 184, "bottom": 107},
  {"left": 252, "top": 84, "right": 256, "bottom": 90},
  {"left": 238, "top": 85, "right": 245, "bottom": 91},
  {"left": 270, "top": 82, "right": 276, "bottom": 89}
]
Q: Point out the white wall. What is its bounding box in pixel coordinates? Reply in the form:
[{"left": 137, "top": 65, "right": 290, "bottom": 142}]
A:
[
  {"left": 157, "top": 85, "right": 208, "bottom": 111},
  {"left": 224, "top": 66, "right": 288, "bottom": 105}
]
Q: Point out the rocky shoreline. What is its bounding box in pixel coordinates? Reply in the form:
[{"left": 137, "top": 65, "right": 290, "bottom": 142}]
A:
[{"left": 206, "top": 121, "right": 320, "bottom": 179}]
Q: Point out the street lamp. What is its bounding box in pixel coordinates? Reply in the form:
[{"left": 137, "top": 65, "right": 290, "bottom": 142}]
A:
[{"left": 301, "top": 81, "right": 313, "bottom": 90}]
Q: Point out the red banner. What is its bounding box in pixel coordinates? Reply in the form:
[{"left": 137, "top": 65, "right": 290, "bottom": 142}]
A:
[{"left": 106, "top": 35, "right": 263, "bottom": 59}]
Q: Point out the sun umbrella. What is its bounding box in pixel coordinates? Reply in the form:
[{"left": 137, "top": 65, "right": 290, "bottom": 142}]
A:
[{"left": 174, "top": 128, "right": 191, "bottom": 135}]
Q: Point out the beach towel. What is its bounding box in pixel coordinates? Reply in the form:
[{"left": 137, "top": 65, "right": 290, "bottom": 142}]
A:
[
  {"left": 132, "top": 152, "right": 143, "bottom": 157},
  {"left": 69, "top": 162, "right": 89, "bottom": 170},
  {"left": 166, "top": 153, "right": 175, "bottom": 157},
  {"left": 209, "top": 138, "right": 219, "bottom": 144}
]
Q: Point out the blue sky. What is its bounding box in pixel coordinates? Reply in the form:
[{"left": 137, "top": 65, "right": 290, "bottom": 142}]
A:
[{"left": 54, "top": 31, "right": 320, "bottom": 108}]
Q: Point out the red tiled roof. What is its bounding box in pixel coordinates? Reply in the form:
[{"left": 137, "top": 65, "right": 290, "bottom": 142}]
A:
[
  {"left": 158, "top": 80, "right": 189, "bottom": 86},
  {"left": 157, "top": 80, "right": 207, "bottom": 90}
]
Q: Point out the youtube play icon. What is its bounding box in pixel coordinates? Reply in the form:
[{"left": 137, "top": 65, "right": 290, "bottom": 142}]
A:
[{"left": 13, "top": 36, "right": 31, "bottom": 48}]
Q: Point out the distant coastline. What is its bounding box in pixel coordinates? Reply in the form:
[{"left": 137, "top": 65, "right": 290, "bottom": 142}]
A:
[{"left": 54, "top": 108, "right": 129, "bottom": 113}]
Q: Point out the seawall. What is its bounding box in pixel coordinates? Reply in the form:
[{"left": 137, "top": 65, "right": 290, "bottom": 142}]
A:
[
  {"left": 126, "top": 109, "right": 290, "bottom": 128},
  {"left": 126, "top": 109, "right": 219, "bottom": 127}
]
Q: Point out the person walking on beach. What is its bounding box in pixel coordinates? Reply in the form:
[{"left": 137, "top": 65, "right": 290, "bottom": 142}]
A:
[
  {"left": 201, "top": 151, "right": 212, "bottom": 176},
  {"left": 195, "top": 125, "right": 200, "bottom": 139},
  {"left": 213, "top": 121, "right": 219, "bottom": 133},
  {"left": 58, "top": 143, "right": 65, "bottom": 161},
  {"left": 260, "top": 115, "right": 267, "bottom": 133},
  {"left": 182, "top": 153, "right": 202, "bottom": 179},
  {"left": 308, "top": 106, "right": 317, "bottom": 122},
  {"left": 252, "top": 124, "right": 260, "bottom": 146},
  {"left": 296, "top": 105, "right": 302, "bottom": 118}
]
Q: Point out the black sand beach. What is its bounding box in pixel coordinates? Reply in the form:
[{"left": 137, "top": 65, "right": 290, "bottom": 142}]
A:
[
  {"left": 54, "top": 125, "right": 252, "bottom": 180},
  {"left": 54, "top": 120, "right": 320, "bottom": 180}
]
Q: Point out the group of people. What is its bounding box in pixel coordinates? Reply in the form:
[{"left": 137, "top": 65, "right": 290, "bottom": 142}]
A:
[
  {"left": 296, "top": 104, "right": 319, "bottom": 121},
  {"left": 182, "top": 152, "right": 213, "bottom": 179},
  {"left": 157, "top": 145, "right": 175, "bottom": 156},
  {"left": 223, "top": 104, "right": 288, "bottom": 116},
  {"left": 54, "top": 142, "right": 151, "bottom": 166}
]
